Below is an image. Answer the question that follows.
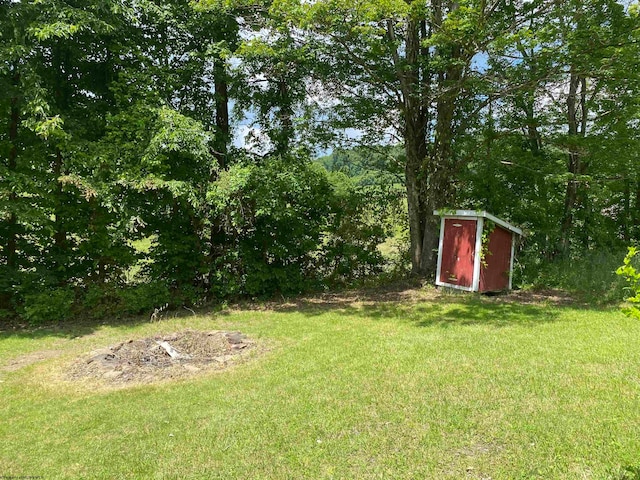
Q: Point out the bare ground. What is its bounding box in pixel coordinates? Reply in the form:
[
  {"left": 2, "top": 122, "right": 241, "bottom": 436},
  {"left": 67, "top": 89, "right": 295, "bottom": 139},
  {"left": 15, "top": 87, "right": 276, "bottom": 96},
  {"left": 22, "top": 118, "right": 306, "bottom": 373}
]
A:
[
  {"left": 66, "top": 329, "right": 260, "bottom": 385},
  {"left": 233, "top": 283, "right": 581, "bottom": 313}
]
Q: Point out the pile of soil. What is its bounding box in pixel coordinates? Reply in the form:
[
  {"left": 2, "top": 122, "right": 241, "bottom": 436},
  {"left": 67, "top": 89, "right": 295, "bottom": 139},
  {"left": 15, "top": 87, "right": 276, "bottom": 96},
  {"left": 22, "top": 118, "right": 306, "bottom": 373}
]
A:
[{"left": 68, "top": 329, "right": 256, "bottom": 384}]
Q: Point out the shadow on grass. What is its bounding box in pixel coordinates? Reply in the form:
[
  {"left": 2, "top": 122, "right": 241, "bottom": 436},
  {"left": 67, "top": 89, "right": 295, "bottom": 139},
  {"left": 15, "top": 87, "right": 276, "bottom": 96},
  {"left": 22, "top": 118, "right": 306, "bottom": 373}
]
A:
[
  {"left": 270, "top": 295, "right": 564, "bottom": 328},
  {"left": 230, "top": 281, "right": 601, "bottom": 327},
  {"left": 0, "top": 307, "right": 202, "bottom": 341},
  {"left": 0, "top": 284, "right": 608, "bottom": 341},
  {"left": 610, "top": 466, "right": 640, "bottom": 480}
]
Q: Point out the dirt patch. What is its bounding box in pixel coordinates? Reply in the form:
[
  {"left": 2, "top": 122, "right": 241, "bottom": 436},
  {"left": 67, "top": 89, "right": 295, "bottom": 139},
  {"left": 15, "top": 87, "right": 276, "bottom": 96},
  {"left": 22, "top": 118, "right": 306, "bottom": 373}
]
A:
[
  {"left": 455, "top": 440, "right": 502, "bottom": 458},
  {"left": 237, "top": 281, "right": 441, "bottom": 313},
  {"left": 241, "top": 284, "right": 581, "bottom": 314},
  {"left": 1, "top": 349, "right": 64, "bottom": 372},
  {"left": 67, "top": 329, "right": 259, "bottom": 385},
  {"left": 494, "top": 288, "right": 579, "bottom": 306}
]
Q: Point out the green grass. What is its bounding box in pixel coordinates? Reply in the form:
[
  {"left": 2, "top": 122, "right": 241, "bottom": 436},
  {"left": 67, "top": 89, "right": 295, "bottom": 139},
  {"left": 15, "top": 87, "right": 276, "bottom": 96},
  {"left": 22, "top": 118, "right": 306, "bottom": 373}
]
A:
[{"left": 1, "top": 292, "right": 640, "bottom": 479}]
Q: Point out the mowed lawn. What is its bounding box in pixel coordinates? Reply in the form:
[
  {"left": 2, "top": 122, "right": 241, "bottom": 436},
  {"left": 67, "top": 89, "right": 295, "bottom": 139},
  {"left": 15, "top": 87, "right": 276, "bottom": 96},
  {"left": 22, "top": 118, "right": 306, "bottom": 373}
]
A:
[{"left": 2, "top": 292, "right": 640, "bottom": 479}]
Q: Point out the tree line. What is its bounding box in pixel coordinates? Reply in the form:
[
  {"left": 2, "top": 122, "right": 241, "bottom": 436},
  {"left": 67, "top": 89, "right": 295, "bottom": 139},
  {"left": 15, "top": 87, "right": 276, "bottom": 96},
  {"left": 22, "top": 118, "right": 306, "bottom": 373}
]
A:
[{"left": 1, "top": 0, "right": 639, "bottom": 321}]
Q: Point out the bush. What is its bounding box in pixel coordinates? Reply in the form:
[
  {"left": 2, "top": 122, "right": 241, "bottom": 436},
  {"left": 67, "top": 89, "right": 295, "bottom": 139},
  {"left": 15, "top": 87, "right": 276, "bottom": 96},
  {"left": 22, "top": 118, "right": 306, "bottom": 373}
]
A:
[
  {"left": 322, "top": 172, "right": 388, "bottom": 285},
  {"left": 212, "top": 156, "right": 333, "bottom": 297},
  {"left": 516, "top": 248, "right": 629, "bottom": 303},
  {"left": 616, "top": 247, "right": 640, "bottom": 319},
  {"left": 22, "top": 288, "right": 75, "bottom": 324},
  {"left": 81, "top": 281, "right": 171, "bottom": 319},
  {"left": 116, "top": 282, "right": 171, "bottom": 315},
  {"left": 378, "top": 226, "right": 412, "bottom": 280},
  {"left": 81, "top": 283, "right": 122, "bottom": 319},
  {"left": 210, "top": 155, "right": 398, "bottom": 296}
]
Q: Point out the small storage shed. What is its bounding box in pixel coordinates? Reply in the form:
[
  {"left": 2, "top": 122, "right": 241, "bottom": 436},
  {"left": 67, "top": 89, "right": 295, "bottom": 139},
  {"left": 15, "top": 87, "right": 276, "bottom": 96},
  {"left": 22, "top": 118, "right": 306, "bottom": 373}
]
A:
[{"left": 434, "top": 210, "right": 522, "bottom": 293}]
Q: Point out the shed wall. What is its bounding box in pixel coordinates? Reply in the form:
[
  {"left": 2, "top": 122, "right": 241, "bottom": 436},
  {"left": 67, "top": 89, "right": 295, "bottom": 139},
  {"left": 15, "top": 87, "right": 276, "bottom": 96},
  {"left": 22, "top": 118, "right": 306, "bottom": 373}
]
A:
[{"left": 479, "top": 225, "right": 513, "bottom": 292}]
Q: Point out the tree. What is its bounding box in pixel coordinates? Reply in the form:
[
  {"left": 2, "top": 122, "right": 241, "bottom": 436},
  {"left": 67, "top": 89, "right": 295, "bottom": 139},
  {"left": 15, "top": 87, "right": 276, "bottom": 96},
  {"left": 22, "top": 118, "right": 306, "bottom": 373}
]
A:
[
  {"left": 1, "top": 0, "right": 138, "bottom": 302},
  {"left": 467, "top": 0, "right": 640, "bottom": 257},
  {"left": 273, "top": 0, "right": 557, "bottom": 276}
]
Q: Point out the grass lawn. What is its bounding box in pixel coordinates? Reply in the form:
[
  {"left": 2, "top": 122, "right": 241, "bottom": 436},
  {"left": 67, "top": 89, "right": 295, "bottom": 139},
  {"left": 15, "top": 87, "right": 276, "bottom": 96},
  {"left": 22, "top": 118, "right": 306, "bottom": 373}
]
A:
[{"left": 1, "top": 289, "right": 640, "bottom": 479}]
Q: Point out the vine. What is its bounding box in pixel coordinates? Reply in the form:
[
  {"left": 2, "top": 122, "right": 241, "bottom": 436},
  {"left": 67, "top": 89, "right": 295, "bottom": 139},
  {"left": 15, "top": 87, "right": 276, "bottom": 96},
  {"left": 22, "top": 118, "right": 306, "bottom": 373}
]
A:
[{"left": 479, "top": 220, "right": 496, "bottom": 268}]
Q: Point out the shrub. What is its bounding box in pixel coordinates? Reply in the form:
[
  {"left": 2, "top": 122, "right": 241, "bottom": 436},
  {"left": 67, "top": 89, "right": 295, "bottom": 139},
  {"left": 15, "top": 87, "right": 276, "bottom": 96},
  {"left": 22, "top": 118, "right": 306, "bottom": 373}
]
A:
[
  {"left": 22, "top": 288, "right": 75, "bottom": 324},
  {"left": 616, "top": 247, "right": 640, "bottom": 319},
  {"left": 81, "top": 281, "right": 171, "bottom": 319},
  {"left": 212, "top": 156, "right": 333, "bottom": 296},
  {"left": 116, "top": 282, "right": 171, "bottom": 315},
  {"left": 81, "top": 283, "right": 122, "bottom": 319},
  {"left": 322, "top": 172, "right": 388, "bottom": 285},
  {"left": 516, "top": 248, "right": 629, "bottom": 303}
]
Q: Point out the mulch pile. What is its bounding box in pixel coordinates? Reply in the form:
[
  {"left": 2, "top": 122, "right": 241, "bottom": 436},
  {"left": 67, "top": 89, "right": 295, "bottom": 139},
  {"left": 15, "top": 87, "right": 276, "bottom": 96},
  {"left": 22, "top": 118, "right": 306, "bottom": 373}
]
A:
[{"left": 68, "top": 329, "right": 256, "bottom": 384}]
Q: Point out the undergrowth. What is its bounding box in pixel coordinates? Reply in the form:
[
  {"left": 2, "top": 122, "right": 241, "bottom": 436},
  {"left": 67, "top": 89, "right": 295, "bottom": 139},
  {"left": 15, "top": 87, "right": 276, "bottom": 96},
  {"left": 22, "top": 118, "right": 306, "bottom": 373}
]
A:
[{"left": 515, "top": 249, "right": 629, "bottom": 304}]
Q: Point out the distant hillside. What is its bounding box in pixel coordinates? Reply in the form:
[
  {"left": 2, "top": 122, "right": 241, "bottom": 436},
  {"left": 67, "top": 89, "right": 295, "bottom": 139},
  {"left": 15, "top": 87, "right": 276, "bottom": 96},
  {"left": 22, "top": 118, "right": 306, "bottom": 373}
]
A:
[{"left": 315, "top": 145, "right": 405, "bottom": 187}]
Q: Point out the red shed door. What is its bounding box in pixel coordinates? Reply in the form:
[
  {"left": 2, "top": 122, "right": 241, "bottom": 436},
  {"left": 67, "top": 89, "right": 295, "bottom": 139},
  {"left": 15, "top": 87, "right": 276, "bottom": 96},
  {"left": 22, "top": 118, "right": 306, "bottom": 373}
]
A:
[
  {"left": 439, "top": 218, "right": 477, "bottom": 288},
  {"left": 479, "top": 226, "right": 512, "bottom": 292}
]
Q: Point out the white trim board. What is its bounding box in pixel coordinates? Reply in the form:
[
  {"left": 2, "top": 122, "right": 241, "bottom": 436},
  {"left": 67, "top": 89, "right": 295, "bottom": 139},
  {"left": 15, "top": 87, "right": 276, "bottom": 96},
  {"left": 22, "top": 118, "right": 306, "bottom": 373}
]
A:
[
  {"left": 433, "top": 210, "right": 523, "bottom": 236},
  {"left": 435, "top": 215, "right": 446, "bottom": 288},
  {"left": 471, "top": 216, "right": 484, "bottom": 292},
  {"left": 434, "top": 281, "right": 475, "bottom": 292}
]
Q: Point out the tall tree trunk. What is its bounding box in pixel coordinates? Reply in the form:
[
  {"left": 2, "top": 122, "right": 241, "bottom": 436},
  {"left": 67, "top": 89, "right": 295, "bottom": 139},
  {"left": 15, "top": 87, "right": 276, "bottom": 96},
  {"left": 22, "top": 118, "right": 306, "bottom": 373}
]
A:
[
  {"left": 87, "top": 197, "right": 110, "bottom": 283},
  {"left": 51, "top": 148, "right": 69, "bottom": 285},
  {"left": 214, "top": 63, "right": 229, "bottom": 167},
  {"left": 623, "top": 178, "right": 630, "bottom": 242},
  {"left": 634, "top": 179, "right": 640, "bottom": 239},
  {"left": 50, "top": 44, "right": 70, "bottom": 283},
  {"left": 560, "top": 71, "right": 587, "bottom": 254},
  {"left": 405, "top": 124, "right": 429, "bottom": 276},
  {"left": 416, "top": 0, "right": 465, "bottom": 276},
  {"left": 399, "top": 17, "right": 431, "bottom": 276},
  {"left": 402, "top": 0, "right": 467, "bottom": 277},
  {"left": 522, "top": 94, "right": 542, "bottom": 155},
  {"left": 6, "top": 72, "right": 20, "bottom": 270},
  {"left": 53, "top": 149, "right": 67, "bottom": 253},
  {"left": 276, "top": 78, "right": 294, "bottom": 155},
  {"left": 208, "top": 61, "right": 230, "bottom": 293},
  {"left": 1, "top": 72, "right": 20, "bottom": 308},
  {"left": 421, "top": 85, "right": 460, "bottom": 275}
]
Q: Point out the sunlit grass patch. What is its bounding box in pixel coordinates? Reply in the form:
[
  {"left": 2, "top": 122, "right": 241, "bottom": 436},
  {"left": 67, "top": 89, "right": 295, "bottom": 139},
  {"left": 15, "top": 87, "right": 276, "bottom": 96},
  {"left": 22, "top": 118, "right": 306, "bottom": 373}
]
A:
[{"left": 1, "top": 294, "right": 639, "bottom": 479}]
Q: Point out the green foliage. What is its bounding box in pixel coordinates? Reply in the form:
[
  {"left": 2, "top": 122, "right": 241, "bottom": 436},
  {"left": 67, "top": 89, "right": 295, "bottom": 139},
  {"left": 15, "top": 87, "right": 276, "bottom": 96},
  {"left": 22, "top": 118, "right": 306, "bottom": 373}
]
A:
[
  {"left": 81, "top": 282, "right": 171, "bottom": 319},
  {"left": 115, "top": 282, "right": 172, "bottom": 315},
  {"left": 235, "top": 32, "right": 316, "bottom": 154},
  {"left": 517, "top": 249, "right": 629, "bottom": 304},
  {"left": 81, "top": 284, "right": 121, "bottom": 320},
  {"left": 478, "top": 220, "right": 496, "bottom": 268},
  {"left": 22, "top": 287, "right": 75, "bottom": 324},
  {"left": 616, "top": 247, "right": 640, "bottom": 319},
  {"left": 322, "top": 172, "right": 388, "bottom": 285},
  {"left": 316, "top": 146, "right": 409, "bottom": 282},
  {"left": 316, "top": 145, "right": 405, "bottom": 186},
  {"left": 21, "top": 282, "right": 171, "bottom": 325},
  {"left": 206, "top": 153, "right": 397, "bottom": 297},
  {"left": 3, "top": 0, "right": 640, "bottom": 323},
  {"left": 212, "top": 156, "right": 334, "bottom": 296}
]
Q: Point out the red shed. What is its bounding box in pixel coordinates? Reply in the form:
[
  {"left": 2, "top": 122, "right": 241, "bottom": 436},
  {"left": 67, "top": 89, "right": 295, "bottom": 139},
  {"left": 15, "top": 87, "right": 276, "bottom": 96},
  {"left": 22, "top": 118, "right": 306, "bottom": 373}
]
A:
[{"left": 434, "top": 210, "right": 522, "bottom": 293}]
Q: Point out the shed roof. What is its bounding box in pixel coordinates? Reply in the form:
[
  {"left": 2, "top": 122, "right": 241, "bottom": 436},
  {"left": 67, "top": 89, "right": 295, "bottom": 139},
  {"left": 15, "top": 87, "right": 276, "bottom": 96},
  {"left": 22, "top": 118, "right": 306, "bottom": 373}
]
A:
[{"left": 433, "top": 210, "right": 523, "bottom": 235}]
